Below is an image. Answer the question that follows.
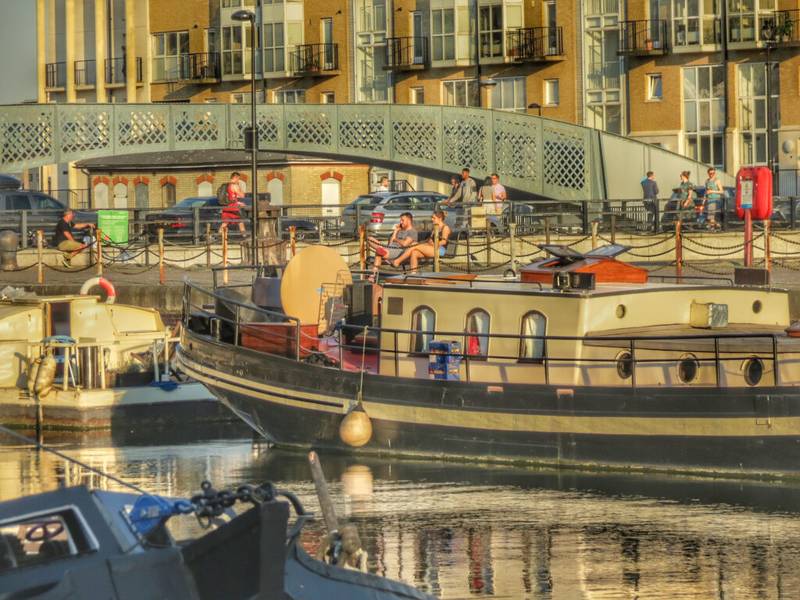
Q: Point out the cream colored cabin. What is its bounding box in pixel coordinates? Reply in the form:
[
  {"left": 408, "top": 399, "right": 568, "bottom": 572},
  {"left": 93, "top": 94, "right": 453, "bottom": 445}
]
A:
[
  {"left": 0, "top": 294, "right": 167, "bottom": 390},
  {"left": 377, "top": 278, "right": 800, "bottom": 388}
]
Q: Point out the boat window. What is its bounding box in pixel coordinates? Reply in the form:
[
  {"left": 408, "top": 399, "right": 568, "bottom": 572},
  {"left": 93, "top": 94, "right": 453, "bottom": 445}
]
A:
[
  {"left": 743, "top": 357, "right": 764, "bottom": 386},
  {"left": 410, "top": 306, "right": 435, "bottom": 353},
  {"left": 678, "top": 354, "right": 699, "bottom": 383},
  {"left": 0, "top": 508, "right": 95, "bottom": 572},
  {"left": 616, "top": 351, "right": 633, "bottom": 379},
  {"left": 465, "top": 309, "right": 490, "bottom": 358},
  {"left": 519, "top": 311, "right": 546, "bottom": 361}
]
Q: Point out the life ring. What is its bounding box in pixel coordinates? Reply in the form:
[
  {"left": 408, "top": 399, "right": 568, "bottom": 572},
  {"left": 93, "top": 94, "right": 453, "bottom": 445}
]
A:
[{"left": 80, "top": 277, "right": 116, "bottom": 304}]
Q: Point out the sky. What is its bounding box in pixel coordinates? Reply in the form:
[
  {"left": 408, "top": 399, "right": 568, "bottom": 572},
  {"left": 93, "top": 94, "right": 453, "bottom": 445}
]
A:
[{"left": 0, "top": 0, "right": 38, "bottom": 103}]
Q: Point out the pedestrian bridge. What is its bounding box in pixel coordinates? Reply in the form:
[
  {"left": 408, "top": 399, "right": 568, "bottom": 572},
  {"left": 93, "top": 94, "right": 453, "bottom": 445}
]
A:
[{"left": 0, "top": 103, "right": 729, "bottom": 201}]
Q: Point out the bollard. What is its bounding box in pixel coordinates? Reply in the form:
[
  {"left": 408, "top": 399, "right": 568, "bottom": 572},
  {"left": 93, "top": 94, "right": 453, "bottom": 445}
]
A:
[
  {"left": 289, "top": 225, "right": 297, "bottom": 257},
  {"left": 433, "top": 223, "right": 440, "bottom": 273},
  {"left": 158, "top": 227, "right": 165, "bottom": 285},
  {"left": 509, "top": 222, "right": 517, "bottom": 267},
  {"left": 675, "top": 219, "right": 683, "bottom": 282},
  {"left": 486, "top": 224, "right": 492, "bottom": 267},
  {"left": 96, "top": 228, "right": 103, "bottom": 276},
  {"left": 222, "top": 226, "right": 229, "bottom": 285},
  {"left": 358, "top": 224, "right": 366, "bottom": 271},
  {"left": 610, "top": 214, "right": 616, "bottom": 244},
  {"left": 591, "top": 221, "right": 599, "bottom": 249},
  {"left": 764, "top": 219, "right": 771, "bottom": 272},
  {"left": 205, "top": 223, "right": 212, "bottom": 268},
  {"left": 193, "top": 206, "right": 201, "bottom": 246},
  {"left": 466, "top": 227, "right": 472, "bottom": 274},
  {"left": 744, "top": 208, "right": 753, "bottom": 267},
  {"left": 544, "top": 216, "right": 551, "bottom": 245},
  {"left": 20, "top": 210, "right": 28, "bottom": 249},
  {"left": 36, "top": 230, "right": 43, "bottom": 284}
]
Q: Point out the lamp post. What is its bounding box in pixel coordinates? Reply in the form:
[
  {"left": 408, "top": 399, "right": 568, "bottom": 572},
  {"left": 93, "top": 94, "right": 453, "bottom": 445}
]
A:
[
  {"left": 232, "top": 9, "right": 259, "bottom": 265},
  {"left": 527, "top": 102, "right": 542, "bottom": 117},
  {"left": 760, "top": 19, "right": 777, "bottom": 180}
]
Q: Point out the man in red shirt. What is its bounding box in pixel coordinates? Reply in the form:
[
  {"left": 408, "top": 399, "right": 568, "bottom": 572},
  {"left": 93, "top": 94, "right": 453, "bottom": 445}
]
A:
[{"left": 219, "top": 171, "right": 246, "bottom": 238}]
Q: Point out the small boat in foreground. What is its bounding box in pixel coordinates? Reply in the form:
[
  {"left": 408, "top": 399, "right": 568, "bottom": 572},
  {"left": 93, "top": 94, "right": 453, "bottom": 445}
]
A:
[
  {"left": 0, "top": 478, "right": 431, "bottom": 599},
  {"left": 177, "top": 245, "right": 800, "bottom": 479}
]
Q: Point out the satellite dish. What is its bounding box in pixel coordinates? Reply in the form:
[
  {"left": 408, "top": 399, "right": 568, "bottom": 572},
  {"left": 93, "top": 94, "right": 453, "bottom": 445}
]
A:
[{"left": 280, "top": 245, "right": 352, "bottom": 335}]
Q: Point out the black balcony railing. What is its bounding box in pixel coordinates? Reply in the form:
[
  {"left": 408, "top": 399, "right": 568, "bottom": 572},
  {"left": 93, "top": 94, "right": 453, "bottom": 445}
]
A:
[
  {"left": 290, "top": 44, "right": 339, "bottom": 75},
  {"left": 188, "top": 53, "right": 221, "bottom": 80},
  {"left": 45, "top": 62, "right": 66, "bottom": 88},
  {"left": 619, "top": 20, "right": 669, "bottom": 55},
  {"left": 384, "top": 37, "right": 428, "bottom": 70},
  {"left": 761, "top": 10, "right": 800, "bottom": 46},
  {"left": 105, "top": 57, "right": 143, "bottom": 85},
  {"left": 507, "top": 27, "right": 564, "bottom": 62},
  {"left": 74, "top": 59, "right": 96, "bottom": 86}
]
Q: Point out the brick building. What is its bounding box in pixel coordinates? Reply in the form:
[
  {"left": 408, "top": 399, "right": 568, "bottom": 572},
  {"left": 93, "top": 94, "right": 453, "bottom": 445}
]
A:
[{"left": 34, "top": 0, "right": 800, "bottom": 199}]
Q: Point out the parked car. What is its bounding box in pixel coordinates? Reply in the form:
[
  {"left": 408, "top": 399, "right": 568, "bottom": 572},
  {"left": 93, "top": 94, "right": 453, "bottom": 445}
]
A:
[
  {"left": 145, "top": 196, "right": 223, "bottom": 238},
  {"left": 365, "top": 191, "right": 449, "bottom": 237},
  {"left": 280, "top": 217, "right": 319, "bottom": 241},
  {"left": 340, "top": 193, "right": 388, "bottom": 237},
  {"left": 0, "top": 190, "right": 96, "bottom": 243}
]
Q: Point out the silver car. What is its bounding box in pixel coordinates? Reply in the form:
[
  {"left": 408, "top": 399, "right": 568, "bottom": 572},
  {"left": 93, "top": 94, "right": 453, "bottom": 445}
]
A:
[
  {"left": 340, "top": 193, "right": 389, "bottom": 237},
  {"left": 365, "top": 191, "right": 448, "bottom": 237}
]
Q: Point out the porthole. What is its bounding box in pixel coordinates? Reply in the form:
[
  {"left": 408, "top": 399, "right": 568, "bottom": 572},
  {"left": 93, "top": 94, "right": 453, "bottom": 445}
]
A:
[
  {"left": 616, "top": 351, "right": 633, "bottom": 380},
  {"left": 616, "top": 304, "right": 626, "bottom": 319},
  {"left": 743, "top": 357, "right": 764, "bottom": 386},
  {"left": 752, "top": 300, "right": 762, "bottom": 314},
  {"left": 677, "top": 354, "right": 699, "bottom": 384}
]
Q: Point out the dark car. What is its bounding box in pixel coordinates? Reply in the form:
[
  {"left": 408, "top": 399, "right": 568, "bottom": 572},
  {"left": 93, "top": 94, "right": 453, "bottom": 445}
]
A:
[
  {"left": 0, "top": 190, "right": 96, "bottom": 243},
  {"left": 280, "top": 218, "right": 319, "bottom": 241},
  {"left": 144, "top": 196, "right": 260, "bottom": 240}
]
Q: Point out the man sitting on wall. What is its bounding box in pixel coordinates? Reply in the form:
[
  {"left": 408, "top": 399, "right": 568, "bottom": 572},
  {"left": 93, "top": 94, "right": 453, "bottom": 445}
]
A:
[
  {"left": 53, "top": 209, "right": 94, "bottom": 268},
  {"left": 367, "top": 212, "right": 418, "bottom": 280}
]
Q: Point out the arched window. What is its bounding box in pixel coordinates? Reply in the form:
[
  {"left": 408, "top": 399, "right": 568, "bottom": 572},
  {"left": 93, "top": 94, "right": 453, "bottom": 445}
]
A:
[
  {"left": 197, "top": 181, "right": 213, "bottom": 197},
  {"left": 134, "top": 182, "right": 149, "bottom": 209},
  {"left": 112, "top": 182, "right": 128, "bottom": 209},
  {"left": 267, "top": 177, "right": 284, "bottom": 206},
  {"left": 410, "top": 306, "right": 435, "bottom": 353},
  {"left": 465, "top": 309, "right": 490, "bottom": 358},
  {"left": 162, "top": 182, "right": 176, "bottom": 207},
  {"left": 519, "top": 311, "right": 546, "bottom": 361}
]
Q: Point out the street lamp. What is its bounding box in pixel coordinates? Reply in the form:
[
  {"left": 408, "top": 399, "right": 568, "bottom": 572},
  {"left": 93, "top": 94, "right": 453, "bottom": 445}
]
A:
[
  {"left": 527, "top": 102, "right": 542, "bottom": 117},
  {"left": 232, "top": 9, "right": 259, "bottom": 265},
  {"left": 760, "top": 19, "right": 777, "bottom": 180}
]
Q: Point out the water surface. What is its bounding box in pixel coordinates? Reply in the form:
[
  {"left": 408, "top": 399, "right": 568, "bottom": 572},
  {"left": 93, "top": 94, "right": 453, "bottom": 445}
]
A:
[{"left": 2, "top": 427, "right": 799, "bottom": 599}]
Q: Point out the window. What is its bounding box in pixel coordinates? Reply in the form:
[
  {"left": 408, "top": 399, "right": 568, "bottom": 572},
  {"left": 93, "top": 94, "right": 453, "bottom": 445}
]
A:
[
  {"left": 6, "top": 194, "right": 31, "bottom": 210},
  {"left": 31, "top": 194, "right": 63, "bottom": 210},
  {"left": 221, "top": 25, "right": 252, "bottom": 75},
  {"left": 355, "top": 0, "right": 389, "bottom": 102},
  {"left": 519, "top": 312, "right": 546, "bottom": 361},
  {"left": 411, "top": 87, "right": 425, "bottom": 104},
  {"left": 152, "top": 31, "right": 189, "bottom": 81},
  {"left": 647, "top": 73, "right": 663, "bottom": 100},
  {"left": 411, "top": 306, "right": 435, "bottom": 353},
  {"left": 321, "top": 92, "right": 335, "bottom": 104},
  {"left": 479, "top": 4, "right": 503, "bottom": 58},
  {"left": 672, "top": 0, "right": 721, "bottom": 47},
  {"left": 431, "top": 9, "right": 455, "bottom": 61},
  {"left": 683, "top": 65, "right": 726, "bottom": 168},
  {"left": 544, "top": 79, "right": 560, "bottom": 106},
  {"left": 466, "top": 309, "right": 490, "bottom": 358},
  {"left": 231, "top": 90, "right": 266, "bottom": 103},
  {"left": 738, "top": 62, "right": 780, "bottom": 165},
  {"left": 443, "top": 79, "right": 478, "bottom": 107},
  {"left": 584, "top": 2, "right": 623, "bottom": 134},
  {"left": 493, "top": 77, "right": 526, "bottom": 111},
  {"left": 263, "top": 23, "right": 285, "bottom": 72},
  {"left": 728, "top": 0, "right": 777, "bottom": 43},
  {"left": 274, "top": 89, "right": 306, "bottom": 104},
  {"left": 162, "top": 182, "right": 176, "bottom": 206}
]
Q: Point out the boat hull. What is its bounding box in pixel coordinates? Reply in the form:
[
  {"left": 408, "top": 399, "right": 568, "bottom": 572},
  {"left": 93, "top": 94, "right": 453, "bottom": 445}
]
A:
[{"left": 179, "top": 330, "right": 800, "bottom": 478}]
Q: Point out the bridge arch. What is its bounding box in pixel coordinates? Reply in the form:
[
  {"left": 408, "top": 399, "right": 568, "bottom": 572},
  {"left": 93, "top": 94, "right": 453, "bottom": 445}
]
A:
[{"left": 0, "top": 103, "right": 730, "bottom": 201}]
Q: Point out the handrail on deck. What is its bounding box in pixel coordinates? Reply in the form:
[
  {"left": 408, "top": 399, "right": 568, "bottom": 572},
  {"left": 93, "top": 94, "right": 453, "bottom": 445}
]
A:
[{"left": 182, "top": 281, "right": 792, "bottom": 389}]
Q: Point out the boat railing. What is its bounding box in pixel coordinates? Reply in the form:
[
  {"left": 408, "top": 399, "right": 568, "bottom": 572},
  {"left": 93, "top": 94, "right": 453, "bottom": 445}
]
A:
[{"left": 182, "top": 282, "right": 796, "bottom": 388}]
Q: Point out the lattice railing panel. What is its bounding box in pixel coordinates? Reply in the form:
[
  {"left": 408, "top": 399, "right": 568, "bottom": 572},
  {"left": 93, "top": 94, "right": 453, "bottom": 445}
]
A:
[
  {"left": 58, "top": 106, "right": 112, "bottom": 161},
  {"left": 389, "top": 105, "right": 441, "bottom": 166},
  {"left": 0, "top": 106, "right": 55, "bottom": 167},
  {"left": 337, "top": 105, "right": 387, "bottom": 159},
  {"left": 442, "top": 109, "right": 490, "bottom": 174},
  {"left": 542, "top": 124, "right": 589, "bottom": 197},
  {"left": 492, "top": 112, "right": 541, "bottom": 195},
  {"left": 115, "top": 107, "right": 169, "bottom": 152},
  {"left": 173, "top": 105, "right": 226, "bottom": 149},
  {"left": 230, "top": 105, "right": 282, "bottom": 150},
  {"left": 284, "top": 105, "right": 334, "bottom": 151}
]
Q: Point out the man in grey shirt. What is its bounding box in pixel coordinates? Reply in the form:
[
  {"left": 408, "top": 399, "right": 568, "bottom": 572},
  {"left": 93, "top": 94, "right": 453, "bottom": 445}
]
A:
[{"left": 368, "top": 212, "right": 418, "bottom": 275}]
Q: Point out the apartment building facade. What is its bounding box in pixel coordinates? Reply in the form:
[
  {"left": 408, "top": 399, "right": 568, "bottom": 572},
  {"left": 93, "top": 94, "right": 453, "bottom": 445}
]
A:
[{"left": 35, "top": 0, "right": 800, "bottom": 196}]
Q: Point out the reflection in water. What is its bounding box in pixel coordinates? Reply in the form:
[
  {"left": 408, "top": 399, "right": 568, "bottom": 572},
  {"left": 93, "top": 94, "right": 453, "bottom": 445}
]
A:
[{"left": 2, "top": 430, "right": 800, "bottom": 598}]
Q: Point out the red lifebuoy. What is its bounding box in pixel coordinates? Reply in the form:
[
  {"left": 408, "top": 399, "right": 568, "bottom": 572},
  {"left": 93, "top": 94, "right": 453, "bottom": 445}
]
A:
[{"left": 80, "top": 277, "right": 116, "bottom": 304}]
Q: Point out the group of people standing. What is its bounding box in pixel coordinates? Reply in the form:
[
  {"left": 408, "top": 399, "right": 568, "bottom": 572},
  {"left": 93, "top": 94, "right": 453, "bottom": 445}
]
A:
[
  {"left": 442, "top": 167, "right": 507, "bottom": 214},
  {"left": 642, "top": 167, "right": 725, "bottom": 230}
]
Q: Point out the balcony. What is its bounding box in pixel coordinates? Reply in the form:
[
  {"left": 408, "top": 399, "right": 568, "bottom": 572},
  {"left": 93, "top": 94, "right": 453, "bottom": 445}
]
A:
[
  {"left": 507, "top": 27, "right": 564, "bottom": 63},
  {"left": 105, "top": 57, "right": 143, "bottom": 86},
  {"left": 384, "top": 37, "right": 428, "bottom": 71},
  {"left": 290, "top": 44, "right": 339, "bottom": 76},
  {"left": 45, "top": 62, "right": 66, "bottom": 89},
  {"left": 74, "top": 60, "right": 96, "bottom": 86},
  {"left": 619, "top": 20, "right": 668, "bottom": 55},
  {"left": 187, "top": 53, "right": 221, "bottom": 80},
  {"left": 761, "top": 10, "right": 800, "bottom": 47},
  {"left": 152, "top": 53, "right": 221, "bottom": 83}
]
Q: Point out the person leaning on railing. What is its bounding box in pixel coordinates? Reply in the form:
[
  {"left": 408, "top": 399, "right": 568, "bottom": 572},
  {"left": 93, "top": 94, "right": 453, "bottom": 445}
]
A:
[{"left": 53, "top": 208, "right": 94, "bottom": 268}]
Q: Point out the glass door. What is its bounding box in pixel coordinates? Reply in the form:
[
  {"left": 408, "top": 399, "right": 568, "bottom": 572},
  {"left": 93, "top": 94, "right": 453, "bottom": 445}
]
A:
[{"left": 412, "top": 12, "right": 424, "bottom": 64}]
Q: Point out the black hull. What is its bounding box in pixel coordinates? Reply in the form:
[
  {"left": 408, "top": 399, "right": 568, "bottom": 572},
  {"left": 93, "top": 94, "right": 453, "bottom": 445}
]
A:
[{"left": 179, "top": 330, "right": 800, "bottom": 478}]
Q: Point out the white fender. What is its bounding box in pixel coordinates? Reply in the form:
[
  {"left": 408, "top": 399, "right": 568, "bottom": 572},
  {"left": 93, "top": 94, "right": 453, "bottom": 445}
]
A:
[{"left": 80, "top": 277, "right": 116, "bottom": 304}]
